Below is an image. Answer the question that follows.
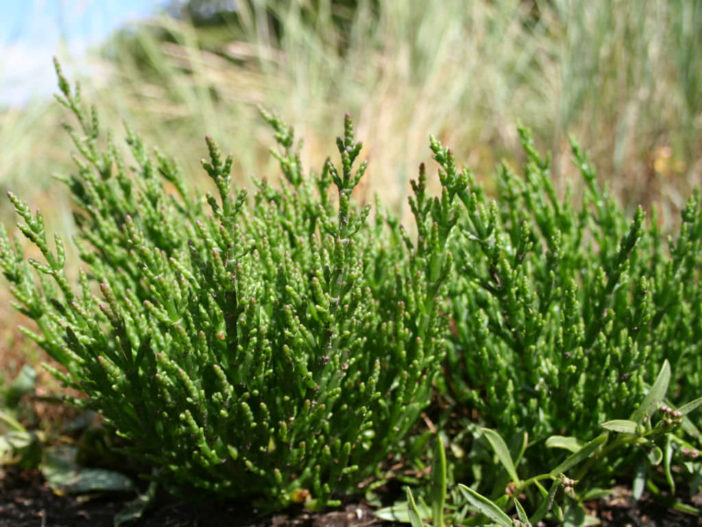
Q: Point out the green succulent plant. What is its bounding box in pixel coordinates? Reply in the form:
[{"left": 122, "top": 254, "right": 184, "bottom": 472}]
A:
[{"left": 0, "top": 61, "right": 456, "bottom": 509}]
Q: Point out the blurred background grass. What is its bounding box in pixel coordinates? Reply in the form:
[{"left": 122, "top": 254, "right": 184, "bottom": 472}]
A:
[
  {"left": 0, "top": 0, "right": 701, "bottom": 379},
  {"left": 2, "top": 0, "right": 701, "bottom": 212}
]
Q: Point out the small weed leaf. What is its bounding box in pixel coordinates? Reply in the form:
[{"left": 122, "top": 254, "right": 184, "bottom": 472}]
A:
[
  {"left": 630, "top": 360, "right": 671, "bottom": 424},
  {"left": 513, "top": 498, "right": 531, "bottom": 526},
  {"left": 405, "top": 487, "right": 426, "bottom": 527},
  {"left": 600, "top": 419, "right": 638, "bottom": 435},
  {"left": 678, "top": 396, "right": 702, "bottom": 416},
  {"left": 41, "top": 446, "right": 134, "bottom": 495},
  {"left": 482, "top": 428, "right": 520, "bottom": 485},
  {"left": 430, "top": 435, "right": 447, "bottom": 527},
  {"left": 457, "top": 484, "right": 513, "bottom": 527},
  {"left": 548, "top": 434, "right": 607, "bottom": 477},
  {"left": 545, "top": 436, "right": 584, "bottom": 453},
  {"left": 4, "top": 364, "right": 36, "bottom": 408},
  {"left": 632, "top": 457, "right": 647, "bottom": 500},
  {"left": 529, "top": 480, "right": 559, "bottom": 525}
]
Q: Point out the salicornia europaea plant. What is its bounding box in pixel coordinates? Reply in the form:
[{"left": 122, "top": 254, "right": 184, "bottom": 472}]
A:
[
  {"left": 437, "top": 126, "right": 701, "bottom": 489},
  {"left": 0, "top": 60, "right": 458, "bottom": 509}
]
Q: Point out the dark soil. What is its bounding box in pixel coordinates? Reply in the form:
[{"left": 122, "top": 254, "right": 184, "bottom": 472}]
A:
[
  {"left": 2, "top": 467, "right": 701, "bottom": 526},
  {"left": 0, "top": 467, "right": 394, "bottom": 527},
  {"left": 586, "top": 486, "right": 702, "bottom": 527}
]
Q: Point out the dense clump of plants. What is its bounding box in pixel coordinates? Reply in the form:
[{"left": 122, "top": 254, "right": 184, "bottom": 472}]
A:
[
  {"left": 0, "top": 62, "right": 457, "bottom": 509},
  {"left": 368, "top": 133, "right": 702, "bottom": 526},
  {"left": 2, "top": 62, "right": 702, "bottom": 524},
  {"left": 440, "top": 127, "right": 702, "bottom": 478}
]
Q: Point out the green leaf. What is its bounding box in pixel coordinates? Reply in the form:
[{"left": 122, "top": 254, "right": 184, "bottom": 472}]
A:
[
  {"left": 0, "top": 410, "right": 26, "bottom": 432},
  {"left": 457, "top": 484, "right": 513, "bottom": 527},
  {"left": 545, "top": 436, "right": 583, "bottom": 453},
  {"left": 580, "top": 488, "right": 612, "bottom": 501},
  {"left": 114, "top": 481, "right": 158, "bottom": 527},
  {"left": 630, "top": 360, "right": 670, "bottom": 424},
  {"left": 482, "top": 428, "right": 520, "bottom": 484},
  {"left": 563, "top": 500, "right": 585, "bottom": 527},
  {"left": 0, "top": 428, "right": 42, "bottom": 469},
  {"left": 375, "top": 500, "right": 431, "bottom": 523},
  {"left": 63, "top": 468, "right": 135, "bottom": 494},
  {"left": 41, "top": 446, "right": 134, "bottom": 495},
  {"left": 5, "top": 365, "right": 36, "bottom": 408},
  {"left": 0, "top": 430, "right": 35, "bottom": 463},
  {"left": 648, "top": 446, "right": 663, "bottom": 465},
  {"left": 678, "top": 396, "right": 702, "bottom": 416},
  {"left": 548, "top": 434, "right": 607, "bottom": 477},
  {"left": 681, "top": 413, "right": 701, "bottom": 439},
  {"left": 530, "top": 480, "right": 558, "bottom": 524},
  {"left": 601, "top": 419, "right": 638, "bottom": 434},
  {"left": 510, "top": 431, "right": 529, "bottom": 466},
  {"left": 554, "top": 503, "right": 564, "bottom": 523},
  {"left": 632, "top": 458, "right": 646, "bottom": 500},
  {"left": 513, "top": 498, "right": 531, "bottom": 526},
  {"left": 663, "top": 434, "right": 675, "bottom": 494},
  {"left": 431, "top": 436, "right": 447, "bottom": 527},
  {"left": 406, "top": 487, "right": 425, "bottom": 527}
]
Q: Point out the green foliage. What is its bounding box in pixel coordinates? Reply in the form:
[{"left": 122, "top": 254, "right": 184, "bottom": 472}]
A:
[
  {"left": 381, "top": 373, "right": 702, "bottom": 525},
  {"left": 0, "top": 365, "right": 42, "bottom": 469},
  {"left": 0, "top": 62, "right": 454, "bottom": 509},
  {"left": 439, "top": 126, "right": 702, "bottom": 490},
  {"left": 2, "top": 53, "right": 702, "bottom": 522},
  {"left": 444, "top": 126, "right": 702, "bottom": 437}
]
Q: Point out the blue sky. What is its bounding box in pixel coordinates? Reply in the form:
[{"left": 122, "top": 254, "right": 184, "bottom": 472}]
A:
[{"left": 0, "top": 0, "right": 167, "bottom": 106}]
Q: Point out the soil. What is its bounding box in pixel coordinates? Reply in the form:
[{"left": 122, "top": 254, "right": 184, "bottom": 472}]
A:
[
  {"left": 585, "top": 486, "right": 702, "bottom": 527},
  {"left": 0, "top": 467, "right": 395, "bottom": 527},
  {"left": 2, "top": 467, "right": 701, "bottom": 527}
]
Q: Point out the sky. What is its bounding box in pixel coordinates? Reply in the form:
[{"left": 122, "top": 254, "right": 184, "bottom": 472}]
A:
[{"left": 0, "top": 0, "right": 167, "bottom": 106}]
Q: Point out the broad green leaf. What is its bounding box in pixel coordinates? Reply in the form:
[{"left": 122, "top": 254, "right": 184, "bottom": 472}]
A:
[
  {"left": 630, "top": 360, "right": 670, "bottom": 424},
  {"left": 61, "top": 468, "right": 135, "bottom": 494},
  {"left": 457, "top": 484, "right": 512, "bottom": 527},
  {"left": 548, "top": 434, "right": 607, "bottom": 477},
  {"left": 545, "top": 435, "right": 583, "bottom": 453},
  {"left": 41, "top": 446, "right": 134, "bottom": 495},
  {"left": 482, "top": 428, "right": 520, "bottom": 484},
  {"left": 632, "top": 458, "right": 646, "bottom": 500},
  {"left": 406, "top": 487, "right": 425, "bottom": 527},
  {"left": 678, "top": 396, "right": 702, "bottom": 416},
  {"left": 601, "top": 419, "right": 638, "bottom": 434},
  {"left": 431, "top": 436, "right": 447, "bottom": 527}
]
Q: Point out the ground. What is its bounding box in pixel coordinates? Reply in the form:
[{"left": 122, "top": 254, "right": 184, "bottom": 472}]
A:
[{"left": 1, "top": 467, "right": 701, "bottom": 526}]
